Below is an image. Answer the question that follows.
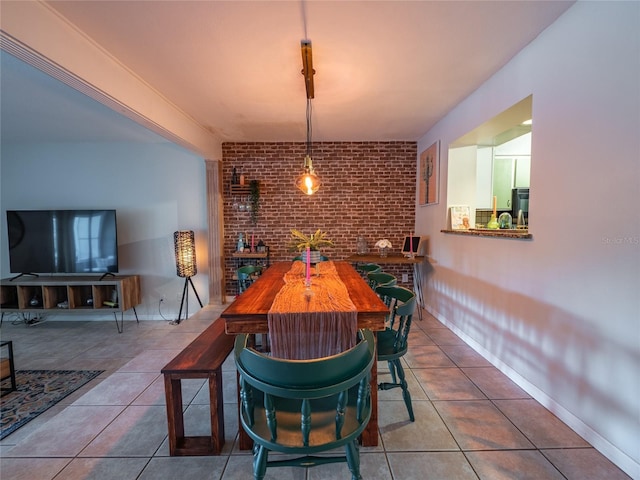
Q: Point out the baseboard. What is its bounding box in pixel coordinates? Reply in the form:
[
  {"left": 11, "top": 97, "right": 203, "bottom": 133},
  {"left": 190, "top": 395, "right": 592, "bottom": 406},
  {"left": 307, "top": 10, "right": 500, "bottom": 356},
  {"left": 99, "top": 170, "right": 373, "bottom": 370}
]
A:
[{"left": 424, "top": 304, "right": 640, "bottom": 480}]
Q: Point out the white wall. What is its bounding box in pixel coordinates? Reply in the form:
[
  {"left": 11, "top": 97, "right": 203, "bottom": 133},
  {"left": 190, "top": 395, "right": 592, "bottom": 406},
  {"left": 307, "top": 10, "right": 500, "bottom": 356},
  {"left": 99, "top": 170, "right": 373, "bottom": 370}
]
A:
[
  {"left": 415, "top": 2, "right": 639, "bottom": 478},
  {"left": 0, "top": 141, "right": 210, "bottom": 321},
  {"left": 447, "top": 145, "right": 478, "bottom": 225}
]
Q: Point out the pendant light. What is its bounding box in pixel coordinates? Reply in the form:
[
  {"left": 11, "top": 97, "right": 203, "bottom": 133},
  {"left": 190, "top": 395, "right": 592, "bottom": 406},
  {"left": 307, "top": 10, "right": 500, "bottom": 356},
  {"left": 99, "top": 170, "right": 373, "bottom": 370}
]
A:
[{"left": 296, "top": 40, "right": 321, "bottom": 195}]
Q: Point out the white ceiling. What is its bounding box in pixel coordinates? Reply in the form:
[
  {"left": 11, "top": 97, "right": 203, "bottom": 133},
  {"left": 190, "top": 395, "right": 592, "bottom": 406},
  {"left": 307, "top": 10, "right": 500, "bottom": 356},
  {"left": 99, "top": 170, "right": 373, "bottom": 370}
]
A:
[{"left": 0, "top": 0, "right": 574, "bottom": 147}]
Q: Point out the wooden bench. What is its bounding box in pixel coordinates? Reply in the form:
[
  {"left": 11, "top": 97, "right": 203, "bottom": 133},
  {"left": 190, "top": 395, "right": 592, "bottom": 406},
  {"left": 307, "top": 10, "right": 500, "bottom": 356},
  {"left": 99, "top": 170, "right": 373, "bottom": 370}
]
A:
[{"left": 161, "top": 317, "right": 235, "bottom": 456}]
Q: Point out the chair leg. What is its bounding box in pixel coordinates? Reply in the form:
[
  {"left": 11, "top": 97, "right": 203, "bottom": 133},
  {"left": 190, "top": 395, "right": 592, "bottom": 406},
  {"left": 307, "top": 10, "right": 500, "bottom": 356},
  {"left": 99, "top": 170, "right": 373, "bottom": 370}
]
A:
[
  {"left": 387, "top": 360, "right": 397, "bottom": 383},
  {"left": 253, "top": 444, "right": 268, "bottom": 480},
  {"left": 345, "top": 439, "right": 363, "bottom": 480},
  {"left": 394, "top": 359, "right": 414, "bottom": 422}
]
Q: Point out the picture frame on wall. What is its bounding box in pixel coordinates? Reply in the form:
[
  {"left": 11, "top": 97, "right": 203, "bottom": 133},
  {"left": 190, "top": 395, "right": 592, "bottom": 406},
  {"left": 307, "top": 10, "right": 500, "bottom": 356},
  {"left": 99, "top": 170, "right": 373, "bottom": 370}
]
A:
[{"left": 419, "top": 140, "right": 439, "bottom": 205}]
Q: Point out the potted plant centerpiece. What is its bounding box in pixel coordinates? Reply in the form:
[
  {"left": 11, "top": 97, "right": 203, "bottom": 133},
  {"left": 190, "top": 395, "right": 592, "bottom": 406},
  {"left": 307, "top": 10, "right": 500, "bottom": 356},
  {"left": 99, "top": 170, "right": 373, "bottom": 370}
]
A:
[{"left": 289, "top": 228, "right": 334, "bottom": 264}]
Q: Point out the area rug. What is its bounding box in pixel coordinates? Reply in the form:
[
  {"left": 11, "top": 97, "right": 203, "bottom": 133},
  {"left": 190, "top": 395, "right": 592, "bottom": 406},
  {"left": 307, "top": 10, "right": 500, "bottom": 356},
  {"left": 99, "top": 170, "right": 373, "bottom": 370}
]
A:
[{"left": 0, "top": 369, "right": 104, "bottom": 440}]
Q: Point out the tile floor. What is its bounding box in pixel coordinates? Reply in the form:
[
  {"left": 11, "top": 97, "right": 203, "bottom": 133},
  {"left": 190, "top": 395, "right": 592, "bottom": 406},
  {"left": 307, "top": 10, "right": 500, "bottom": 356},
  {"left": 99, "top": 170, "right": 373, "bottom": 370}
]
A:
[{"left": 0, "top": 306, "right": 631, "bottom": 480}]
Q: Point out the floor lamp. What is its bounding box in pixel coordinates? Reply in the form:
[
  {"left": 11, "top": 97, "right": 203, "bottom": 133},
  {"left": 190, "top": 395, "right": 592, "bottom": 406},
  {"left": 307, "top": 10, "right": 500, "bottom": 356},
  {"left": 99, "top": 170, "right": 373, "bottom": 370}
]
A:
[{"left": 173, "top": 230, "right": 203, "bottom": 325}]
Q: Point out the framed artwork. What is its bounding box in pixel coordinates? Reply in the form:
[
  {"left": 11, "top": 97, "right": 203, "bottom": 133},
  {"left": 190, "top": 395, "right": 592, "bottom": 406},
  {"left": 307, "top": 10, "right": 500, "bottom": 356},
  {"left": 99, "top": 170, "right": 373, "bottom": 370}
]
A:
[
  {"left": 449, "top": 205, "right": 471, "bottom": 230},
  {"left": 419, "top": 140, "right": 439, "bottom": 205}
]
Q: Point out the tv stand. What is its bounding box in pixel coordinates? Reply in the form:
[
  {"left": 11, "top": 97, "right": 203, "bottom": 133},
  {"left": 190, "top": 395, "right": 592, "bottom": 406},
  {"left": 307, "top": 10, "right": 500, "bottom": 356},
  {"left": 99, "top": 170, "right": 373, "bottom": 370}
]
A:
[
  {"left": 9, "top": 273, "right": 39, "bottom": 281},
  {"left": 1, "top": 275, "right": 141, "bottom": 333}
]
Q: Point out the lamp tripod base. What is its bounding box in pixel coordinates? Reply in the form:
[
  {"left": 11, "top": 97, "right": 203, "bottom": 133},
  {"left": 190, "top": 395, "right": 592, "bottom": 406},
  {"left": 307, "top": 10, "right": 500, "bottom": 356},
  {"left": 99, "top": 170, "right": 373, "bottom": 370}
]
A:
[{"left": 171, "top": 276, "right": 203, "bottom": 325}]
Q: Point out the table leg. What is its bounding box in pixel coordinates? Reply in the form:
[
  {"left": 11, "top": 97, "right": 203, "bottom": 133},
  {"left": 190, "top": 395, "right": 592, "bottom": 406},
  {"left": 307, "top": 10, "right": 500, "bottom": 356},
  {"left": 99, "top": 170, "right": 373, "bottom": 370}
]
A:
[
  {"left": 360, "top": 333, "right": 379, "bottom": 447},
  {"left": 413, "top": 263, "right": 424, "bottom": 321}
]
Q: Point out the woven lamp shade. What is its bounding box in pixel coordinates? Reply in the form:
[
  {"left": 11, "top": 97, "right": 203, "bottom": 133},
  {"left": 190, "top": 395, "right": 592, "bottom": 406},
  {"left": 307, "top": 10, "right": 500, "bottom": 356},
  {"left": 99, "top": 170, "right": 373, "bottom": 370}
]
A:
[{"left": 174, "top": 230, "right": 197, "bottom": 278}]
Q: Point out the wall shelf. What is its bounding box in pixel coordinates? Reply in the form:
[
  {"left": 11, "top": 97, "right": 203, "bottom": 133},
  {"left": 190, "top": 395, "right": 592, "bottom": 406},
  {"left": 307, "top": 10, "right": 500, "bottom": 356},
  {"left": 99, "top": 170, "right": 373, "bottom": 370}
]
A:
[
  {"left": 441, "top": 229, "right": 532, "bottom": 239},
  {"left": 230, "top": 184, "right": 252, "bottom": 195}
]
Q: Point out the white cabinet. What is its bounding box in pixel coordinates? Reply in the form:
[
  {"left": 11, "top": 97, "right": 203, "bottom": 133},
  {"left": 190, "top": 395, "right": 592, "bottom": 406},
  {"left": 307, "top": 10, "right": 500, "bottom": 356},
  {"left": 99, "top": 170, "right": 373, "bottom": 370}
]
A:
[
  {"left": 476, "top": 131, "right": 531, "bottom": 210},
  {"left": 493, "top": 157, "right": 515, "bottom": 209},
  {"left": 475, "top": 147, "right": 493, "bottom": 209},
  {"left": 514, "top": 155, "right": 530, "bottom": 187}
]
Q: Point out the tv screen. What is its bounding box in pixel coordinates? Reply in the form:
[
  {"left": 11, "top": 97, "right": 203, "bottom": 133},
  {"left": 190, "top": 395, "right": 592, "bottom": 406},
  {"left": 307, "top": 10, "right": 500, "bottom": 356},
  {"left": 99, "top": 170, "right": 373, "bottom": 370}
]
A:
[{"left": 6, "top": 210, "right": 118, "bottom": 274}]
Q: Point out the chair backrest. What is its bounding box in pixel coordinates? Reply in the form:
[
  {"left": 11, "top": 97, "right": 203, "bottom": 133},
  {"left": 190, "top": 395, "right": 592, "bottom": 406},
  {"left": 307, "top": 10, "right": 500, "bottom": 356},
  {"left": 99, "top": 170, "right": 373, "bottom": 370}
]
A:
[
  {"left": 374, "top": 285, "right": 416, "bottom": 354},
  {"left": 234, "top": 329, "right": 375, "bottom": 452},
  {"left": 357, "top": 263, "right": 381, "bottom": 275},
  {"left": 367, "top": 271, "right": 397, "bottom": 289},
  {"left": 237, "top": 264, "right": 262, "bottom": 293}
]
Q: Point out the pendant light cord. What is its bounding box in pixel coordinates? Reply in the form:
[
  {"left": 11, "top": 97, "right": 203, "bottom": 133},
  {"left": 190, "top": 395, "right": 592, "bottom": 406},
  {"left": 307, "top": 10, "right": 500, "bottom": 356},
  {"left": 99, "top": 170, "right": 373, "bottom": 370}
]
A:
[{"left": 306, "top": 97, "right": 313, "bottom": 159}]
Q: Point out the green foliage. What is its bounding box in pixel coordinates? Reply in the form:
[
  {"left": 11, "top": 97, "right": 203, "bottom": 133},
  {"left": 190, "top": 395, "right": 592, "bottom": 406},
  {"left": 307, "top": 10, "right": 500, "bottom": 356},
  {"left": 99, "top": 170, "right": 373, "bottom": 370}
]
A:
[{"left": 288, "top": 228, "right": 334, "bottom": 251}]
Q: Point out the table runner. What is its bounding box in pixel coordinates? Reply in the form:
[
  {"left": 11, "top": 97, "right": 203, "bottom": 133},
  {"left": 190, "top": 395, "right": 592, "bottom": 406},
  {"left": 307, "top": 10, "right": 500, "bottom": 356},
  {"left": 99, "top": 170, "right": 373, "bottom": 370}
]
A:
[{"left": 267, "top": 261, "right": 358, "bottom": 359}]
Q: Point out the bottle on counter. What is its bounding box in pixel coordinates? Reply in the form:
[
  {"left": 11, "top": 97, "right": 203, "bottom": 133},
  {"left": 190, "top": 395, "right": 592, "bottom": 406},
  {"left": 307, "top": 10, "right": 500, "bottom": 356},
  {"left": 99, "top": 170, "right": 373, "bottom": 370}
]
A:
[
  {"left": 237, "top": 233, "right": 244, "bottom": 252},
  {"left": 356, "top": 236, "right": 369, "bottom": 255}
]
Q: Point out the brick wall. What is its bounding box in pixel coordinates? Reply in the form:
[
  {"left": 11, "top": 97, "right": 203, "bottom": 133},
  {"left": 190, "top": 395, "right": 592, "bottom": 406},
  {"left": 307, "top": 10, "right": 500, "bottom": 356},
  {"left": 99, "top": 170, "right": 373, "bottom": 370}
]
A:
[{"left": 222, "top": 141, "right": 417, "bottom": 296}]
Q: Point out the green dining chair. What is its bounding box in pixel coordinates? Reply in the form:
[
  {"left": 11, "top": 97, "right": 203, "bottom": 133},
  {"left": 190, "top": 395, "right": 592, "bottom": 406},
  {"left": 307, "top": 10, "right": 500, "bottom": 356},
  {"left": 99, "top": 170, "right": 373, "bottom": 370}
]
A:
[
  {"left": 367, "top": 271, "right": 397, "bottom": 289},
  {"left": 374, "top": 285, "right": 416, "bottom": 422},
  {"left": 356, "top": 263, "right": 381, "bottom": 277},
  {"left": 236, "top": 264, "right": 262, "bottom": 294},
  {"left": 234, "top": 329, "right": 375, "bottom": 480}
]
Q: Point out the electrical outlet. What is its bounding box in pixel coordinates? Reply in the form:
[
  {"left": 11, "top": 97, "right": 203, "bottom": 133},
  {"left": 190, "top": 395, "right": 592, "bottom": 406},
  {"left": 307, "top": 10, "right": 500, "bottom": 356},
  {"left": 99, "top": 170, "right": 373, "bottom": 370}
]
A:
[{"left": 402, "top": 273, "right": 409, "bottom": 283}]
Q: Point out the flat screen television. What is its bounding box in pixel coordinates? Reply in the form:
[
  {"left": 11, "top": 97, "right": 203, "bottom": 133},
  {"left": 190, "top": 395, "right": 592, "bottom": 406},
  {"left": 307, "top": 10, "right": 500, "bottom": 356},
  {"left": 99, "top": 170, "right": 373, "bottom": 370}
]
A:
[{"left": 6, "top": 209, "right": 118, "bottom": 275}]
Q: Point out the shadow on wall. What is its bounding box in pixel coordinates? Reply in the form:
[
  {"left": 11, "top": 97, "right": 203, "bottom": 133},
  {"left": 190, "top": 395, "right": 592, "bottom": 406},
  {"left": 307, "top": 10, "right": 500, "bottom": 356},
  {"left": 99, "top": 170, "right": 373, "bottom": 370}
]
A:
[{"left": 418, "top": 263, "right": 640, "bottom": 465}]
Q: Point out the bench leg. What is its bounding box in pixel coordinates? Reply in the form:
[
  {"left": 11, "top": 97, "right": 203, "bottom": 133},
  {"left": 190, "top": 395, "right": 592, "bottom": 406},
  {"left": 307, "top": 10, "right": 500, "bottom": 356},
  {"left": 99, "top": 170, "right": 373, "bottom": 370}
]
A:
[
  {"left": 164, "top": 371, "right": 226, "bottom": 456},
  {"left": 164, "top": 374, "right": 185, "bottom": 456},
  {"left": 208, "top": 368, "right": 225, "bottom": 455}
]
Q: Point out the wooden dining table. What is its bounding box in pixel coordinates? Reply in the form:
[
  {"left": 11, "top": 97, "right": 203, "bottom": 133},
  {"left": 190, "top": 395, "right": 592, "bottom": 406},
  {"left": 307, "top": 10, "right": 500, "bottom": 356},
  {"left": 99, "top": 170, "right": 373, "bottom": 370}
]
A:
[{"left": 221, "top": 260, "right": 389, "bottom": 449}]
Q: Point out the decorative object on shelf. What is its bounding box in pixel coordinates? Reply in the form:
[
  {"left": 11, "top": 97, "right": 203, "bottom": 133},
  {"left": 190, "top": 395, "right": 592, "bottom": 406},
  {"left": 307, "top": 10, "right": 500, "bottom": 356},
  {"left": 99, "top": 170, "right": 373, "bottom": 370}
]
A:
[
  {"left": 295, "top": 40, "right": 321, "bottom": 196},
  {"left": 305, "top": 247, "right": 312, "bottom": 287},
  {"left": 249, "top": 180, "right": 260, "bottom": 226},
  {"left": 516, "top": 209, "right": 527, "bottom": 229},
  {"left": 173, "top": 230, "right": 203, "bottom": 325},
  {"left": 499, "top": 212, "right": 513, "bottom": 229},
  {"left": 289, "top": 228, "right": 334, "bottom": 263},
  {"left": 375, "top": 239, "right": 392, "bottom": 257},
  {"left": 419, "top": 140, "right": 440, "bottom": 205},
  {"left": 449, "top": 205, "right": 471, "bottom": 230},
  {"left": 407, "top": 232, "right": 415, "bottom": 258},
  {"left": 231, "top": 167, "right": 239, "bottom": 185},
  {"left": 356, "top": 236, "right": 369, "bottom": 255},
  {"left": 236, "top": 232, "right": 244, "bottom": 252},
  {"left": 487, "top": 195, "right": 499, "bottom": 229}
]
